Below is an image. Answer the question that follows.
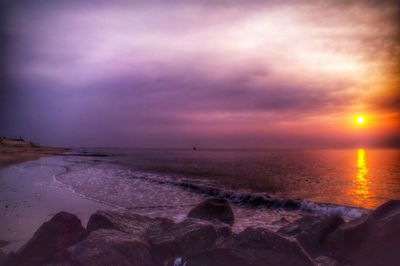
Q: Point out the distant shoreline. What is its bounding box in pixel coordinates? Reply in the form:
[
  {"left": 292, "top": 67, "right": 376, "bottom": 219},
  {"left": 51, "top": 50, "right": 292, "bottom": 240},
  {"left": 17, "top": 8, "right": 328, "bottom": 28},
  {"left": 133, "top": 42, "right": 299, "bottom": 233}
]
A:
[{"left": 0, "top": 139, "right": 68, "bottom": 169}]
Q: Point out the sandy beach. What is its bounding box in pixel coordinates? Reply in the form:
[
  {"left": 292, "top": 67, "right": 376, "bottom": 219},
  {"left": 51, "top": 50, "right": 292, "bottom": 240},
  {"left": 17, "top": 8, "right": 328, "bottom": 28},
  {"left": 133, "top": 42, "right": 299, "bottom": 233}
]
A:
[
  {"left": 0, "top": 140, "right": 67, "bottom": 169},
  {"left": 0, "top": 142, "right": 115, "bottom": 252},
  {"left": 0, "top": 158, "right": 116, "bottom": 250},
  {"left": 0, "top": 145, "right": 399, "bottom": 265}
]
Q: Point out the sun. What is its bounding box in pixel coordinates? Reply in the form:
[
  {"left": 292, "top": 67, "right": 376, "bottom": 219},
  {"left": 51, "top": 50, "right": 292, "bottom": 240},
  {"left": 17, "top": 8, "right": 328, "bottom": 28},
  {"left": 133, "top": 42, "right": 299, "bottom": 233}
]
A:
[{"left": 356, "top": 116, "right": 365, "bottom": 125}]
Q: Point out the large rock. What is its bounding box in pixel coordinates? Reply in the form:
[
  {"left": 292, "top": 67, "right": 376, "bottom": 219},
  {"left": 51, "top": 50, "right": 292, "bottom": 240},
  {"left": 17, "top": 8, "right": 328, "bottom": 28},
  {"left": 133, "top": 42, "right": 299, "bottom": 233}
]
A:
[
  {"left": 188, "top": 198, "right": 235, "bottom": 225},
  {"left": 4, "top": 212, "right": 86, "bottom": 265},
  {"left": 210, "top": 219, "right": 232, "bottom": 240},
  {"left": 0, "top": 250, "right": 5, "bottom": 263},
  {"left": 278, "top": 214, "right": 345, "bottom": 258},
  {"left": 149, "top": 218, "right": 218, "bottom": 264},
  {"left": 86, "top": 210, "right": 173, "bottom": 239},
  {"left": 188, "top": 227, "right": 315, "bottom": 266},
  {"left": 314, "top": 256, "right": 339, "bottom": 266},
  {"left": 64, "top": 229, "right": 151, "bottom": 266},
  {"left": 0, "top": 240, "right": 10, "bottom": 248},
  {"left": 324, "top": 200, "right": 400, "bottom": 266}
]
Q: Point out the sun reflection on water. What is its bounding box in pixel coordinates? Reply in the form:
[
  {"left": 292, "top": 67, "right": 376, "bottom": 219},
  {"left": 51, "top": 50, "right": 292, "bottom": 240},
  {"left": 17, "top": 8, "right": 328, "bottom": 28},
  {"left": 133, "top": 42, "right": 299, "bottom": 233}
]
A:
[{"left": 353, "top": 148, "right": 370, "bottom": 207}]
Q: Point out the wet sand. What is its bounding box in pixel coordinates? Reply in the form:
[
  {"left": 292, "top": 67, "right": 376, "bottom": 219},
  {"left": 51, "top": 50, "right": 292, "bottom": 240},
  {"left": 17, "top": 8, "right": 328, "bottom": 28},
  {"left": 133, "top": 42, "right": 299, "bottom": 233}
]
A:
[
  {"left": 0, "top": 155, "right": 303, "bottom": 254},
  {"left": 0, "top": 144, "right": 70, "bottom": 250},
  {"left": 0, "top": 156, "right": 116, "bottom": 252}
]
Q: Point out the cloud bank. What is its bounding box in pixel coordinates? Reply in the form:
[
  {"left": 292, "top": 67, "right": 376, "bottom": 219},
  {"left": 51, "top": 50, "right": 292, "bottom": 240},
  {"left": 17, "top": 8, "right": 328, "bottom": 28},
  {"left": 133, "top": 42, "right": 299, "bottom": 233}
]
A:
[{"left": 1, "top": 0, "right": 399, "bottom": 148}]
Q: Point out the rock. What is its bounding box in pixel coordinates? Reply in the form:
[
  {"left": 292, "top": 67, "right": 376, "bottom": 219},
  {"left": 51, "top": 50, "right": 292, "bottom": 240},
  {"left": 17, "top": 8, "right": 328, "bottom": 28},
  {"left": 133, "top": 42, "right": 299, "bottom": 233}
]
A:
[
  {"left": 86, "top": 210, "right": 172, "bottom": 239},
  {"left": 5, "top": 212, "right": 86, "bottom": 265},
  {"left": 210, "top": 219, "right": 232, "bottom": 240},
  {"left": 0, "top": 240, "right": 10, "bottom": 248},
  {"left": 314, "top": 256, "right": 339, "bottom": 266},
  {"left": 149, "top": 218, "right": 218, "bottom": 264},
  {"left": 188, "top": 198, "right": 235, "bottom": 225},
  {"left": 324, "top": 200, "right": 400, "bottom": 266},
  {"left": 278, "top": 214, "right": 345, "bottom": 258},
  {"left": 65, "top": 229, "right": 151, "bottom": 266},
  {"left": 43, "top": 263, "right": 72, "bottom": 266},
  {"left": 188, "top": 227, "right": 315, "bottom": 266},
  {"left": 164, "top": 256, "right": 189, "bottom": 266},
  {"left": 0, "top": 246, "right": 7, "bottom": 265},
  {"left": 0, "top": 253, "right": 15, "bottom": 266}
]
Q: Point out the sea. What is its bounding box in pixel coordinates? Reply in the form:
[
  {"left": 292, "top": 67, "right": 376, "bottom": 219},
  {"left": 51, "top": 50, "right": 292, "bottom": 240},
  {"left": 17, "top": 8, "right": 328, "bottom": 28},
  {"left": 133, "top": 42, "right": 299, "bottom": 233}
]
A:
[
  {"left": 60, "top": 149, "right": 399, "bottom": 224},
  {"left": 1, "top": 148, "right": 399, "bottom": 244}
]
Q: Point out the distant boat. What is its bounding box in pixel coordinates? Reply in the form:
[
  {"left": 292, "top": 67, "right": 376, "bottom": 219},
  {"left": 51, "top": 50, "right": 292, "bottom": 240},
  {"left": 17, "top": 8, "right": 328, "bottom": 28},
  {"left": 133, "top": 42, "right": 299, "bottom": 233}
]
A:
[{"left": 192, "top": 146, "right": 197, "bottom": 151}]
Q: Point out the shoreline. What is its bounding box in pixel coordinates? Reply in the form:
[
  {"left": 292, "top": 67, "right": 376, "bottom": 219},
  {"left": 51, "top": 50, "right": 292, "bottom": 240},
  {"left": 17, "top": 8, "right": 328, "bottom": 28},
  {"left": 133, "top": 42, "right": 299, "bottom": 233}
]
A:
[
  {"left": 1, "top": 146, "right": 399, "bottom": 264},
  {"left": 0, "top": 146, "right": 68, "bottom": 170},
  {"left": 0, "top": 156, "right": 115, "bottom": 250},
  {"left": 0, "top": 149, "right": 372, "bottom": 247}
]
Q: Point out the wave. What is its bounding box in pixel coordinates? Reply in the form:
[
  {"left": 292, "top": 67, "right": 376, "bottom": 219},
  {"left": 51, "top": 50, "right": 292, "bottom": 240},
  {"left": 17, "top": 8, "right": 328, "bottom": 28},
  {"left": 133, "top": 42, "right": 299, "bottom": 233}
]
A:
[
  {"left": 53, "top": 156, "right": 369, "bottom": 221},
  {"left": 52, "top": 165, "right": 124, "bottom": 209},
  {"left": 129, "top": 172, "right": 369, "bottom": 220}
]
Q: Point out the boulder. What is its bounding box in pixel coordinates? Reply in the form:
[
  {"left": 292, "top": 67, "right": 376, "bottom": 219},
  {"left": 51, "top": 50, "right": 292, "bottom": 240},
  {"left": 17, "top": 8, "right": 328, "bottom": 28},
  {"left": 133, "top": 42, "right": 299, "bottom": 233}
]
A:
[
  {"left": 324, "top": 200, "right": 400, "bottom": 266},
  {"left": 163, "top": 256, "right": 189, "bottom": 266},
  {"left": 210, "top": 219, "right": 232, "bottom": 240},
  {"left": 188, "top": 227, "right": 315, "bottom": 266},
  {"left": 65, "top": 229, "right": 151, "bottom": 266},
  {"left": 0, "top": 240, "right": 10, "bottom": 248},
  {"left": 5, "top": 212, "right": 86, "bottom": 265},
  {"left": 278, "top": 214, "right": 345, "bottom": 258},
  {"left": 188, "top": 198, "right": 235, "bottom": 225},
  {"left": 86, "top": 210, "right": 172, "bottom": 239},
  {"left": 149, "top": 218, "right": 218, "bottom": 264},
  {"left": 314, "top": 256, "right": 339, "bottom": 266},
  {"left": 42, "top": 263, "right": 72, "bottom": 266},
  {"left": 0, "top": 250, "right": 5, "bottom": 263}
]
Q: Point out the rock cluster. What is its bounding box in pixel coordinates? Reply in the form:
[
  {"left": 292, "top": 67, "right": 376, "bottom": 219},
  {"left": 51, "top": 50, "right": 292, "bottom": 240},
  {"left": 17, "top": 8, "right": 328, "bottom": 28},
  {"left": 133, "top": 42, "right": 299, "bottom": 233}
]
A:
[
  {"left": 1, "top": 199, "right": 399, "bottom": 266},
  {"left": 323, "top": 200, "right": 400, "bottom": 266}
]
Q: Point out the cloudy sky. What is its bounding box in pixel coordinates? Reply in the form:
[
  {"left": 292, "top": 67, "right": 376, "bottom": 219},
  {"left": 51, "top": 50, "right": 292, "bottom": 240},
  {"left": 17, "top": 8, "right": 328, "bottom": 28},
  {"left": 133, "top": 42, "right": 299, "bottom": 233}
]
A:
[{"left": 0, "top": 0, "right": 399, "bottom": 148}]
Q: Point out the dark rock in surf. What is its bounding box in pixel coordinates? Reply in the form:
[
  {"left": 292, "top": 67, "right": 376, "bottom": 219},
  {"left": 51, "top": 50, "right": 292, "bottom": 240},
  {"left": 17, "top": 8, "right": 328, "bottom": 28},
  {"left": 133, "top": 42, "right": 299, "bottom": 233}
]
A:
[
  {"left": 86, "top": 210, "right": 173, "bottom": 239},
  {"left": 186, "top": 227, "right": 315, "bottom": 266},
  {"left": 4, "top": 212, "right": 86, "bottom": 265},
  {"left": 65, "top": 229, "right": 151, "bottom": 266},
  {"left": 149, "top": 218, "right": 218, "bottom": 264},
  {"left": 278, "top": 214, "right": 345, "bottom": 258},
  {"left": 188, "top": 198, "right": 235, "bottom": 225},
  {"left": 324, "top": 200, "right": 400, "bottom": 266}
]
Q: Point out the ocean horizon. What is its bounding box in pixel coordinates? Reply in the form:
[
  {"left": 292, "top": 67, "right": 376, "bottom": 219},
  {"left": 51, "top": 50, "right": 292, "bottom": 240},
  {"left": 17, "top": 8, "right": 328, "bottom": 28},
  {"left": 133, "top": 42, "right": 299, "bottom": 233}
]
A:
[{"left": 70, "top": 147, "right": 400, "bottom": 209}]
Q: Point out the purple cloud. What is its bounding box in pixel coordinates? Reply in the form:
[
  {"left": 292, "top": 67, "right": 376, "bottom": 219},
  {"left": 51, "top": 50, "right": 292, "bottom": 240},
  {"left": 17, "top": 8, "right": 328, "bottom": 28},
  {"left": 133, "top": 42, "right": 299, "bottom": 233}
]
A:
[{"left": 1, "top": 0, "right": 399, "bottom": 148}]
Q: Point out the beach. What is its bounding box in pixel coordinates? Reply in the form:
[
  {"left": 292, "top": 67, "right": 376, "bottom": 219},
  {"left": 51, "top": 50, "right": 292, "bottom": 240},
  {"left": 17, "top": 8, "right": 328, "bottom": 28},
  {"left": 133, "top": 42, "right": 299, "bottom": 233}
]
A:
[
  {"left": 0, "top": 147, "right": 399, "bottom": 265},
  {"left": 0, "top": 142, "right": 116, "bottom": 251},
  {"left": 0, "top": 154, "right": 303, "bottom": 251},
  {"left": 2, "top": 0, "right": 399, "bottom": 264},
  {"left": 0, "top": 139, "right": 67, "bottom": 169},
  {"left": 0, "top": 153, "right": 398, "bottom": 266}
]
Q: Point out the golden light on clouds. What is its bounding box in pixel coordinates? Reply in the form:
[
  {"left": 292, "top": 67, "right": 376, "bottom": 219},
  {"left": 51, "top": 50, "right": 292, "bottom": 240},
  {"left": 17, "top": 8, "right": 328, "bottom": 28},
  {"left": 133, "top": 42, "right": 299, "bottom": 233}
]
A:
[{"left": 1, "top": 0, "right": 399, "bottom": 148}]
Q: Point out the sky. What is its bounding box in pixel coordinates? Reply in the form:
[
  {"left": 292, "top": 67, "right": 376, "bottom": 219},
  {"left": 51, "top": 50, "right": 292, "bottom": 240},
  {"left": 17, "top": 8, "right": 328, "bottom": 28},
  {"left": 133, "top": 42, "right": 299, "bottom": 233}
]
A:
[{"left": 0, "top": 0, "right": 399, "bottom": 148}]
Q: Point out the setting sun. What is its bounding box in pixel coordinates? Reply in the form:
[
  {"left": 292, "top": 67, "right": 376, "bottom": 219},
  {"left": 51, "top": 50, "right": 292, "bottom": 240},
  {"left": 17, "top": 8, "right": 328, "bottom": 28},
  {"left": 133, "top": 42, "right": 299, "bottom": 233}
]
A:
[{"left": 356, "top": 116, "right": 365, "bottom": 125}]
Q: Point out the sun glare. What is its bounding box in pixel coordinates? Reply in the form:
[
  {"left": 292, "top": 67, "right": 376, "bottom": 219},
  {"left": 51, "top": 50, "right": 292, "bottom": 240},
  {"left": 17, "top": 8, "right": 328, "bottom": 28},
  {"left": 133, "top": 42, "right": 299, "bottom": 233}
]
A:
[{"left": 356, "top": 116, "right": 365, "bottom": 125}]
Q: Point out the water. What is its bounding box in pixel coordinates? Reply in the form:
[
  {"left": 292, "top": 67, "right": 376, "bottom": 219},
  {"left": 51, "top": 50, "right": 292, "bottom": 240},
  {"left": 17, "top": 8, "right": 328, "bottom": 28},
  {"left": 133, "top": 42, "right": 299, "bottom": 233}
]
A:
[
  {"left": 82, "top": 148, "right": 400, "bottom": 209},
  {"left": 1, "top": 148, "right": 399, "bottom": 244},
  {"left": 56, "top": 148, "right": 399, "bottom": 220}
]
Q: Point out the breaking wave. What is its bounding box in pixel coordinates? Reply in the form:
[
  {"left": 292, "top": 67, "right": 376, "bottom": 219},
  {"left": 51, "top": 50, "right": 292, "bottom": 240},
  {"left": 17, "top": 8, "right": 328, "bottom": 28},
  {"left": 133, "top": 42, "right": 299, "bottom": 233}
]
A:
[{"left": 129, "top": 171, "right": 369, "bottom": 220}]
